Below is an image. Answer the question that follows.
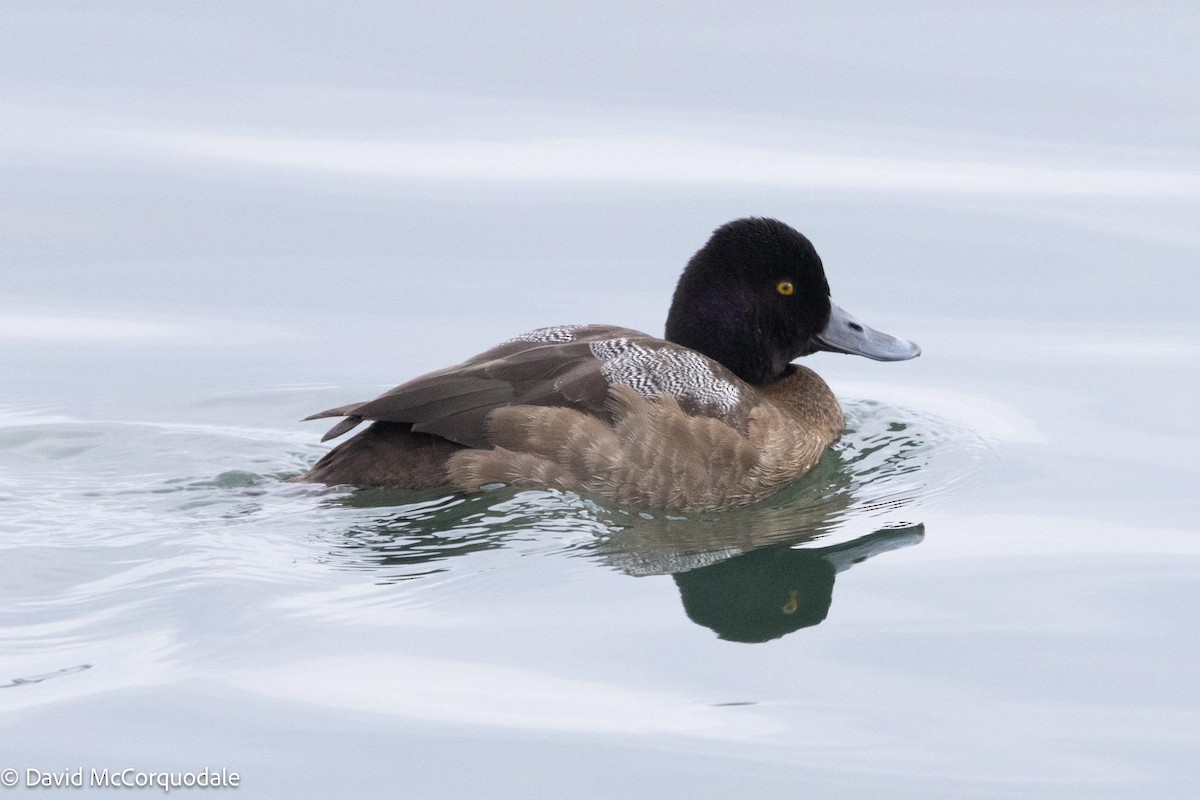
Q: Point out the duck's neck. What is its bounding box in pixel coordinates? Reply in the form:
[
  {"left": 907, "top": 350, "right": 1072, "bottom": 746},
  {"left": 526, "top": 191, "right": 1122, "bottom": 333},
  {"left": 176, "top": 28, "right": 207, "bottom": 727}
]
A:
[
  {"left": 665, "top": 294, "right": 790, "bottom": 385},
  {"left": 757, "top": 365, "right": 845, "bottom": 444}
]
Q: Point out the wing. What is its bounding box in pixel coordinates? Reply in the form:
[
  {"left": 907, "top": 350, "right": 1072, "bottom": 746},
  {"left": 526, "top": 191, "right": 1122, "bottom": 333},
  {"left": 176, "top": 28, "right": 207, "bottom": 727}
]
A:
[{"left": 303, "top": 324, "right": 755, "bottom": 448}]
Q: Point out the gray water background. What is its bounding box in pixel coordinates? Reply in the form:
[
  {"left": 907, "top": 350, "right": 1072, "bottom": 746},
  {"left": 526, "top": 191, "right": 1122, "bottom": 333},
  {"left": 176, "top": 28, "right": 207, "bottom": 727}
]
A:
[{"left": 2, "top": 3, "right": 1199, "bottom": 797}]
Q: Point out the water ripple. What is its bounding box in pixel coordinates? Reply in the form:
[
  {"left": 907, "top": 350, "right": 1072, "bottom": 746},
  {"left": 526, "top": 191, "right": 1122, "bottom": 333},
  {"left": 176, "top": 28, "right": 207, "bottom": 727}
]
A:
[{"left": 0, "top": 395, "right": 984, "bottom": 654}]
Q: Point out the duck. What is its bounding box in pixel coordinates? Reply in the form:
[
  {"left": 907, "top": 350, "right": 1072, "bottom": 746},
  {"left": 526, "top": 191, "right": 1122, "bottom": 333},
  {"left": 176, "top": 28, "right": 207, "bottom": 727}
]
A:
[{"left": 296, "top": 217, "right": 919, "bottom": 511}]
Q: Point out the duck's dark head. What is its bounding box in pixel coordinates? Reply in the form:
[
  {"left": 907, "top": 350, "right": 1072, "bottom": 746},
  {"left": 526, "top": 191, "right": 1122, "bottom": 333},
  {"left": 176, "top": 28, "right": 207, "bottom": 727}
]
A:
[{"left": 665, "top": 218, "right": 920, "bottom": 384}]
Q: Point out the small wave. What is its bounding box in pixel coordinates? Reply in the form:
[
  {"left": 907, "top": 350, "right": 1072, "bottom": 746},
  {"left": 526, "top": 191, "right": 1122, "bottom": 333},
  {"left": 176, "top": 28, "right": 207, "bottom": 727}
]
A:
[{"left": 0, "top": 664, "right": 92, "bottom": 690}]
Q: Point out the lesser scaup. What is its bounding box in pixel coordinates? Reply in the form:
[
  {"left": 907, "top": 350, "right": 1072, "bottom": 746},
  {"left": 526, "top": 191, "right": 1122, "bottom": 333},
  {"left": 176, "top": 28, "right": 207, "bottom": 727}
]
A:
[{"left": 298, "top": 218, "right": 919, "bottom": 511}]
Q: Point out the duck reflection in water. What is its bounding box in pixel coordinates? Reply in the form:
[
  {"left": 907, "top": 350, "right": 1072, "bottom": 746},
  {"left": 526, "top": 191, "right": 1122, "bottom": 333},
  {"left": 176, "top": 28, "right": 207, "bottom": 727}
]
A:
[{"left": 670, "top": 527, "right": 921, "bottom": 642}]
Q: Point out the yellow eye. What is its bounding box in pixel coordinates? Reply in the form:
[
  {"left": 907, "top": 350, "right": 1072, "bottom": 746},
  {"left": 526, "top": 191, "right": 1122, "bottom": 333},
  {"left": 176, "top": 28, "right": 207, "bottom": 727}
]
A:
[{"left": 776, "top": 280, "right": 795, "bottom": 296}]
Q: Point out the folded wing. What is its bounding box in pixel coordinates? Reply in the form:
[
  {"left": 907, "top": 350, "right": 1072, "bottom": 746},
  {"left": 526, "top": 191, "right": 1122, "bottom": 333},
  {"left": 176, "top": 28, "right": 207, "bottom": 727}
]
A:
[{"left": 304, "top": 326, "right": 644, "bottom": 448}]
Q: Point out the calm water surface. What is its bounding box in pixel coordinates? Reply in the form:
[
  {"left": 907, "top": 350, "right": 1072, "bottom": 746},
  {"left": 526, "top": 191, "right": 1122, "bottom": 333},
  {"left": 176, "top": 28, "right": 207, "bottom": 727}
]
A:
[{"left": 3, "top": 4, "right": 1200, "bottom": 798}]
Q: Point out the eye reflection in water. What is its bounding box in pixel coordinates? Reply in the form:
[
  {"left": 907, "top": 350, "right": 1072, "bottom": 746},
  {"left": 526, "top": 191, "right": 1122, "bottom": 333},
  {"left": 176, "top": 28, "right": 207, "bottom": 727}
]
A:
[{"left": 313, "top": 400, "right": 932, "bottom": 640}]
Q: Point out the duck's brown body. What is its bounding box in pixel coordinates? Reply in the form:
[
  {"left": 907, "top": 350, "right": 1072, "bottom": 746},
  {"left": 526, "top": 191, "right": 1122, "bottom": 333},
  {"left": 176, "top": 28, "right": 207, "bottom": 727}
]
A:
[
  {"left": 296, "top": 325, "right": 845, "bottom": 512},
  {"left": 452, "top": 369, "right": 842, "bottom": 511}
]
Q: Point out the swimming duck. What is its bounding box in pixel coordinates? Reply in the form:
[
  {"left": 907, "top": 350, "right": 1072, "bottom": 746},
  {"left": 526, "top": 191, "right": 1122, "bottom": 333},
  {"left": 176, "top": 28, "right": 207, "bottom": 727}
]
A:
[{"left": 297, "top": 217, "right": 919, "bottom": 511}]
